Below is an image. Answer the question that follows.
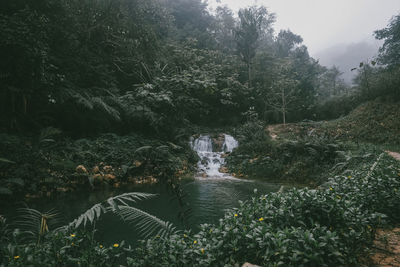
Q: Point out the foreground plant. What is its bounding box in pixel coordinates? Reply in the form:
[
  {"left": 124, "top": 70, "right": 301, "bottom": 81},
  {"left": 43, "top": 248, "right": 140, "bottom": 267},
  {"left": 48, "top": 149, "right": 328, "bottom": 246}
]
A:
[
  {"left": 0, "top": 192, "right": 176, "bottom": 266},
  {"left": 128, "top": 153, "right": 400, "bottom": 266},
  {"left": 1, "top": 153, "right": 399, "bottom": 266}
]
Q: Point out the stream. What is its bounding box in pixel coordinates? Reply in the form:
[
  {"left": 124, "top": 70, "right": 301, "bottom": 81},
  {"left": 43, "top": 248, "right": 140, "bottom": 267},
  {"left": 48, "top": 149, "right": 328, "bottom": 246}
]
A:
[{"left": 4, "top": 134, "right": 291, "bottom": 244}]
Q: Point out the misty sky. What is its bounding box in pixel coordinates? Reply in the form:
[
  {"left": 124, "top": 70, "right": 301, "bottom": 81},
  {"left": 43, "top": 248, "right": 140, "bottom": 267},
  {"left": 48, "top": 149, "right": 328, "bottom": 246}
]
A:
[{"left": 210, "top": 0, "right": 400, "bottom": 57}]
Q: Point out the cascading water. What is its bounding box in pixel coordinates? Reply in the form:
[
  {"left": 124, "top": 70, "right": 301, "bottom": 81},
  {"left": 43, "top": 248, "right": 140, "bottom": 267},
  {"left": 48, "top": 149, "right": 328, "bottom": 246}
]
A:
[{"left": 191, "top": 134, "right": 238, "bottom": 178}]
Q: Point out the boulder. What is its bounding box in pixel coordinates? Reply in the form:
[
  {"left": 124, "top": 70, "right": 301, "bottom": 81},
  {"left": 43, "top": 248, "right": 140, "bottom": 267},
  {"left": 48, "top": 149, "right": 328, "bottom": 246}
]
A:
[
  {"left": 242, "top": 263, "right": 260, "bottom": 267},
  {"left": 219, "top": 166, "right": 229, "bottom": 173}
]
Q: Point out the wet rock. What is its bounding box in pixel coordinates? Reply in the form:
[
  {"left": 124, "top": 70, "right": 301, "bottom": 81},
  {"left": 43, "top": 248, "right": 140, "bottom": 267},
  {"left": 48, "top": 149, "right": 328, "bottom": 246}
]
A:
[
  {"left": 201, "top": 158, "right": 209, "bottom": 166},
  {"left": 219, "top": 166, "right": 228, "bottom": 173},
  {"left": 75, "top": 165, "right": 88, "bottom": 174},
  {"left": 133, "top": 160, "right": 142, "bottom": 167},
  {"left": 212, "top": 134, "right": 225, "bottom": 152},
  {"left": 242, "top": 263, "right": 260, "bottom": 267}
]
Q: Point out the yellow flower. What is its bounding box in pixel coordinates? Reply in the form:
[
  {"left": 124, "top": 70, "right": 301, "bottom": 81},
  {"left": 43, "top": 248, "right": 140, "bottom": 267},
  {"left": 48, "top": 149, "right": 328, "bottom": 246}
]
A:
[
  {"left": 329, "top": 187, "right": 333, "bottom": 191},
  {"left": 201, "top": 248, "right": 205, "bottom": 254},
  {"left": 183, "top": 234, "right": 188, "bottom": 238},
  {"left": 71, "top": 242, "right": 74, "bottom": 246},
  {"left": 193, "top": 240, "right": 197, "bottom": 244},
  {"left": 14, "top": 256, "right": 20, "bottom": 260},
  {"left": 113, "top": 243, "right": 119, "bottom": 248},
  {"left": 347, "top": 176, "right": 352, "bottom": 179},
  {"left": 234, "top": 214, "right": 238, "bottom": 217},
  {"left": 99, "top": 245, "right": 103, "bottom": 248},
  {"left": 259, "top": 217, "right": 264, "bottom": 222},
  {"left": 70, "top": 234, "right": 76, "bottom": 237}
]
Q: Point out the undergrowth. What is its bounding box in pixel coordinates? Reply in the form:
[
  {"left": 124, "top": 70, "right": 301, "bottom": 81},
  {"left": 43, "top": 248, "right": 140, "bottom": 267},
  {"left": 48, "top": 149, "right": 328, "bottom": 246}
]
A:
[
  {"left": 0, "top": 131, "right": 197, "bottom": 200},
  {"left": 1, "top": 152, "right": 399, "bottom": 266},
  {"left": 226, "top": 119, "right": 344, "bottom": 184}
]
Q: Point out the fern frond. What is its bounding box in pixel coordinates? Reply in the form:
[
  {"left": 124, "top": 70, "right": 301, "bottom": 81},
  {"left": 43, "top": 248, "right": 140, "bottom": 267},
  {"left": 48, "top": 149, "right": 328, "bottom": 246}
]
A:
[
  {"left": 14, "top": 208, "right": 60, "bottom": 243},
  {"left": 65, "top": 203, "right": 107, "bottom": 230},
  {"left": 62, "top": 192, "right": 166, "bottom": 239},
  {"left": 116, "top": 205, "right": 177, "bottom": 238},
  {"left": 135, "top": 146, "right": 153, "bottom": 153},
  {"left": 0, "top": 158, "right": 15, "bottom": 164},
  {"left": 91, "top": 96, "right": 121, "bottom": 121},
  {"left": 39, "top": 127, "right": 62, "bottom": 142},
  {"left": 106, "top": 192, "right": 155, "bottom": 211}
]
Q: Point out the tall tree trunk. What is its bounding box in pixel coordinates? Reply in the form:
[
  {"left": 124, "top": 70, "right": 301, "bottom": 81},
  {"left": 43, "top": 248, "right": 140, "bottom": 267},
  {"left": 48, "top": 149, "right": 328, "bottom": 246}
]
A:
[
  {"left": 248, "top": 62, "right": 251, "bottom": 88},
  {"left": 282, "top": 88, "right": 286, "bottom": 125}
]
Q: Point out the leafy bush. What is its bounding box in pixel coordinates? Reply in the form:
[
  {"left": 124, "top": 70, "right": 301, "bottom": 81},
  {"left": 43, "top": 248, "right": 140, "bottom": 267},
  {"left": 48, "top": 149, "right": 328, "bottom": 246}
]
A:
[
  {"left": 127, "top": 153, "right": 399, "bottom": 266},
  {"left": 0, "top": 132, "right": 197, "bottom": 199},
  {"left": 1, "top": 153, "right": 399, "bottom": 266},
  {"left": 226, "top": 133, "right": 343, "bottom": 183},
  {"left": 319, "top": 100, "right": 400, "bottom": 145}
]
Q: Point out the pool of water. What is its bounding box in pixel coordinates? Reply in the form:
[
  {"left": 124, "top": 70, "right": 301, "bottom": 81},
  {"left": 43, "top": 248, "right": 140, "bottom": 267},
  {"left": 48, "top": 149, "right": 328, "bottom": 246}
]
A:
[
  {"left": 3, "top": 177, "right": 288, "bottom": 244},
  {"left": 3, "top": 134, "right": 297, "bottom": 244}
]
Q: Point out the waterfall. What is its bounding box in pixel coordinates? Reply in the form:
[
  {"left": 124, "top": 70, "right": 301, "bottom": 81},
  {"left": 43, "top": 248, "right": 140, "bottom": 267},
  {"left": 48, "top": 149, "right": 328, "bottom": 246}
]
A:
[
  {"left": 222, "top": 134, "right": 239, "bottom": 152},
  {"left": 191, "top": 134, "right": 238, "bottom": 178}
]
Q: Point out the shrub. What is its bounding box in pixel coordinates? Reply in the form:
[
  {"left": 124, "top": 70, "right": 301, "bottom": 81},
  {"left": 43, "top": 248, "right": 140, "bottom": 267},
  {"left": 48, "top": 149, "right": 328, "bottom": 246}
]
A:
[
  {"left": 126, "top": 153, "right": 400, "bottom": 266},
  {"left": 1, "top": 153, "right": 399, "bottom": 266}
]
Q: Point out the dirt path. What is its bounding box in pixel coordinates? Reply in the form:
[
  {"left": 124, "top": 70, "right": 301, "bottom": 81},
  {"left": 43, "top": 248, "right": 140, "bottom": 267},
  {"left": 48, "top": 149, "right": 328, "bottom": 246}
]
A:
[
  {"left": 364, "top": 151, "right": 400, "bottom": 266},
  {"left": 266, "top": 125, "right": 278, "bottom": 140},
  {"left": 364, "top": 228, "right": 400, "bottom": 267},
  {"left": 386, "top": 151, "right": 400, "bottom": 161}
]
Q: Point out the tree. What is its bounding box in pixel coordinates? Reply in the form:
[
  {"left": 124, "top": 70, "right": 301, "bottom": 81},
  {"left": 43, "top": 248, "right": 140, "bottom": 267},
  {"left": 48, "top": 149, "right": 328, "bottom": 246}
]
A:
[
  {"left": 274, "top": 29, "right": 303, "bottom": 58},
  {"left": 265, "top": 61, "right": 299, "bottom": 125},
  {"left": 213, "top": 5, "right": 236, "bottom": 52},
  {"left": 375, "top": 13, "right": 400, "bottom": 67},
  {"left": 235, "top": 6, "right": 275, "bottom": 88},
  {"left": 317, "top": 66, "right": 347, "bottom": 100}
]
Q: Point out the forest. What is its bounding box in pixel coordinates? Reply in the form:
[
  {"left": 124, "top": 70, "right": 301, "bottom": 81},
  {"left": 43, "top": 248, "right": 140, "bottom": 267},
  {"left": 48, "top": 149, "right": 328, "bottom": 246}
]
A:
[{"left": 0, "top": 0, "right": 400, "bottom": 266}]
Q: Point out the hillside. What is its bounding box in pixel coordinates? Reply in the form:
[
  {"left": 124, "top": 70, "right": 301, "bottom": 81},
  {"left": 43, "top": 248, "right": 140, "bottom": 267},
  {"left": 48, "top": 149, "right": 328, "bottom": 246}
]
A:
[{"left": 267, "top": 100, "right": 400, "bottom": 145}]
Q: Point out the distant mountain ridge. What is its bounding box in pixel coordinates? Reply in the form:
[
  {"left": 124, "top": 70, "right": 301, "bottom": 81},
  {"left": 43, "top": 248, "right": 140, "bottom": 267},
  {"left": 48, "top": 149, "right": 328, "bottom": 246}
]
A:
[{"left": 314, "top": 40, "right": 380, "bottom": 84}]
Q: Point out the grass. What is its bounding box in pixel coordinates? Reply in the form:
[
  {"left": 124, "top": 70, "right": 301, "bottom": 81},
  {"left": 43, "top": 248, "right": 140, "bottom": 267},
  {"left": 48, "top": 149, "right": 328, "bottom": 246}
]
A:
[{"left": 267, "top": 100, "right": 400, "bottom": 146}]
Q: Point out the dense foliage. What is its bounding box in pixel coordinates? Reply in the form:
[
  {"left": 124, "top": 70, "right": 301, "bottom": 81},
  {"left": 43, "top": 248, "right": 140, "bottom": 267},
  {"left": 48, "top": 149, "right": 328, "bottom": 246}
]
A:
[
  {"left": 1, "top": 152, "right": 399, "bottom": 266},
  {"left": 3, "top": 0, "right": 391, "bottom": 136},
  {"left": 1, "top": 1, "right": 400, "bottom": 266},
  {"left": 0, "top": 130, "right": 197, "bottom": 198}
]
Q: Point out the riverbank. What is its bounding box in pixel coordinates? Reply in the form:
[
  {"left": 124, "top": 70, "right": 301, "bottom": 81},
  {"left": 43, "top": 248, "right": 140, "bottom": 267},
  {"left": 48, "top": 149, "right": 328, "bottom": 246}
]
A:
[
  {"left": 0, "top": 131, "right": 197, "bottom": 203},
  {"left": 2, "top": 149, "right": 398, "bottom": 266}
]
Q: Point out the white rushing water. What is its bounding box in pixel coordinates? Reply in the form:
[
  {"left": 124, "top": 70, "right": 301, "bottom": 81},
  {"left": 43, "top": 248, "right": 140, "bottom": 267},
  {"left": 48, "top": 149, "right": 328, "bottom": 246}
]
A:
[{"left": 191, "top": 134, "right": 238, "bottom": 178}]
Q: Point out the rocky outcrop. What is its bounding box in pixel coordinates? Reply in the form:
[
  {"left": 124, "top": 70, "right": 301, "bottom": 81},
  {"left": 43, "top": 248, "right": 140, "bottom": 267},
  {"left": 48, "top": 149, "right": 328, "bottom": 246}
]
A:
[
  {"left": 242, "top": 263, "right": 260, "bottom": 267},
  {"left": 212, "top": 134, "right": 225, "bottom": 152}
]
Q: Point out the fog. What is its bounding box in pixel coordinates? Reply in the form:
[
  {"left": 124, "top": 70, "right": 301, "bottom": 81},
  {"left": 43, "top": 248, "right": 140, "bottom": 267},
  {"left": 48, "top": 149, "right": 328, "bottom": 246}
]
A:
[
  {"left": 210, "top": 0, "right": 400, "bottom": 79},
  {"left": 315, "top": 41, "right": 380, "bottom": 84}
]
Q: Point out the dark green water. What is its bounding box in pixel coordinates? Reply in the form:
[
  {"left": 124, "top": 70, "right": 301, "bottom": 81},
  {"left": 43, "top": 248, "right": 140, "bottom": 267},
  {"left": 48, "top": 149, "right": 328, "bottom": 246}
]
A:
[{"left": 4, "top": 177, "right": 289, "bottom": 245}]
